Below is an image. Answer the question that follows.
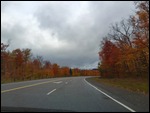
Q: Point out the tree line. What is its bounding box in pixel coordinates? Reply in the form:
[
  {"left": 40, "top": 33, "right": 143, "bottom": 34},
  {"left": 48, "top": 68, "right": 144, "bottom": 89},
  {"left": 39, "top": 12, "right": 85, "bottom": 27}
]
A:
[
  {"left": 98, "top": 1, "right": 149, "bottom": 78},
  {"left": 1, "top": 43, "right": 99, "bottom": 82}
]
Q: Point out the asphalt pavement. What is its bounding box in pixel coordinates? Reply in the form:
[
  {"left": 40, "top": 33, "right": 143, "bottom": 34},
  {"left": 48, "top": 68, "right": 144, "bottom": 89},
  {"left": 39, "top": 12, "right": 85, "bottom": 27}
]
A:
[{"left": 1, "top": 76, "right": 140, "bottom": 112}]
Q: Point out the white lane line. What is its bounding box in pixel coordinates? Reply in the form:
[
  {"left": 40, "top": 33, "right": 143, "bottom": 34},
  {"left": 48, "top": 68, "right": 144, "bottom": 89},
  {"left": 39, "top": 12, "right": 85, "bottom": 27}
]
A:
[
  {"left": 1, "top": 80, "right": 58, "bottom": 93},
  {"left": 84, "top": 78, "right": 136, "bottom": 112},
  {"left": 47, "top": 89, "right": 56, "bottom": 95},
  {"left": 53, "top": 81, "right": 62, "bottom": 84}
]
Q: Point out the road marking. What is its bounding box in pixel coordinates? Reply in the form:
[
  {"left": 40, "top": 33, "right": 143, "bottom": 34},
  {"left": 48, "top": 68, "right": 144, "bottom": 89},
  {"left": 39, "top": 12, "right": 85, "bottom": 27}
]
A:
[
  {"left": 1, "top": 80, "right": 58, "bottom": 93},
  {"left": 47, "top": 89, "right": 56, "bottom": 95},
  {"left": 65, "top": 82, "right": 68, "bottom": 84},
  {"left": 53, "top": 81, "right": 62, "bottom": 84},
  {"left": 84, "top": 78, "right": 136, "bottom": 112}
]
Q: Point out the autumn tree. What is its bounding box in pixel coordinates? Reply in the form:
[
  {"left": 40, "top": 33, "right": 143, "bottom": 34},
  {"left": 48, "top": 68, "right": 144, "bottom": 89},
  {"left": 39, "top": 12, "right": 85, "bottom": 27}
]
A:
[
  {"left": 22, "top": 49, "right": 31, "bottom": 79},
  {"left": 52, "top": 63, "right": 60, "bottom": 77},
  {"left": 43, "top": 60, "right": 53, "bottom": 78},
  {"left": 99, "top": 39, "right": 121, "bottom": 77},
  {"left": 131, "top": 1, "right": 149, "bottom": 75},
  {"left": 59, "top": 67, "right": 70, "bottom": 77},
  {"left": 72, "top": 68, "right": 81, "bottom": 76},
  {"left": 1, "top": 43, "right": 9, "bottom": 78},
  {"left": 98, "top": 1, "right": 149, "bottom": 78}
]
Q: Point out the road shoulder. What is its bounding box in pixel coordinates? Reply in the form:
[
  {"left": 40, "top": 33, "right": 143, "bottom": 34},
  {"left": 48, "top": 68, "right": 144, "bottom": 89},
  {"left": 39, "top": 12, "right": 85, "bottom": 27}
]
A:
[{"left": 86, "top": 77, "right": 149, "bottom": 112}]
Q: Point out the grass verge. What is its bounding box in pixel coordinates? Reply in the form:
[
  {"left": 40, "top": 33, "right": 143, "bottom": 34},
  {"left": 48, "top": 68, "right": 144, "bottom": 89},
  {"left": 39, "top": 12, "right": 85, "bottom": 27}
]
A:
[{"left": 90, "top": 77, "right": 149, "bottom": 95}]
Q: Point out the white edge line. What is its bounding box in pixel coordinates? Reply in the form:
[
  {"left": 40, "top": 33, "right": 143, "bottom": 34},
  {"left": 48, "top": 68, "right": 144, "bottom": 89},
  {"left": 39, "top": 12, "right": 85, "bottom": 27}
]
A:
[
  {"left": 84, "top": 78, "right": 136, "bottom": 112},
  {"left": 47, "top": 89, "right": 56, "bottom": 95}
]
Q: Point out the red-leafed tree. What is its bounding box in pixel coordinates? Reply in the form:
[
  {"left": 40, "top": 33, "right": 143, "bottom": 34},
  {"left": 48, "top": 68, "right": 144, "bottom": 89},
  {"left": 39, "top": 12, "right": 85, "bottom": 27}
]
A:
[
  {"left": 99, "top": 39, "right": 121, "bottom": 77},
  {"left": 52, "top": 63, "right": 60, "bottom": 77},
  {"left": 98, "top": 1, "right": 149, "bottom": 78}
]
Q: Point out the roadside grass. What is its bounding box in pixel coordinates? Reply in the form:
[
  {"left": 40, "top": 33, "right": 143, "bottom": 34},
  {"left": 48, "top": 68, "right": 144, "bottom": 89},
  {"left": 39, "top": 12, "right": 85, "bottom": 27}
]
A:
[
  {"left": 1, "top": 77, "right": 37, "bottom": 84},
  {"left": 91, "top": 77, "right": 149, "bottom": 95},
  {"left": 1, "top": 78, "right": 23, "bottom": 84}
]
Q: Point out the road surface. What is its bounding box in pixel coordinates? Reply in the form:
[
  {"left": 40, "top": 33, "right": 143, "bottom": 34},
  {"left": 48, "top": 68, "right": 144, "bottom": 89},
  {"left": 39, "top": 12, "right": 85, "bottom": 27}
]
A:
[{"left": 1, "top": 76, "right": 136, "bottom": 112}]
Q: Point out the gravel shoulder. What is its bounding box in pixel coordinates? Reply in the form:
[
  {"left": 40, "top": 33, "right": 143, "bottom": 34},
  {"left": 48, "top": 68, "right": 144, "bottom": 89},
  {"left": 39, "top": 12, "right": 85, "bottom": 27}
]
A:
[{"left": 86, "top": 77, "right": 149, "bottom": 112}]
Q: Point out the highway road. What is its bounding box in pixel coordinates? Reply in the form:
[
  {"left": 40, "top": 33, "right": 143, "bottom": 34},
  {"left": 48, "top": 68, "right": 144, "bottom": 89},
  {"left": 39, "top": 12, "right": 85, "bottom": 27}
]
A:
[{"left": 1, "top": 76, "right": 136, "bottom": 112}]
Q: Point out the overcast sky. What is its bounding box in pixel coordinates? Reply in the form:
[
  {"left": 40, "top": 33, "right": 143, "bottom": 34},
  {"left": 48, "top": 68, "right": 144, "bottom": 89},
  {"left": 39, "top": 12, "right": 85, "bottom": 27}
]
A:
[{"left": 1, "top": 1, "right": 136, "bottom": 69}]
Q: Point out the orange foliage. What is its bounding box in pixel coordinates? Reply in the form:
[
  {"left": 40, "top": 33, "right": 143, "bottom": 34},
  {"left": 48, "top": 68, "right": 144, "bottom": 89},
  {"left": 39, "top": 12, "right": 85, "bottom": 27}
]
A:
[{"left": 98, "top": 1, "right": 149, "bottom": 78}]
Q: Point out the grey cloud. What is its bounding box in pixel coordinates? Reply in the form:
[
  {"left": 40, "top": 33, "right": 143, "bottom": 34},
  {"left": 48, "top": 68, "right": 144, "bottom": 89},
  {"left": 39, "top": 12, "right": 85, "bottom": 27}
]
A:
[
  {"left": 32, "top": 2, "right": 106, "bottom": 68},
  {"left": 34, "top": 3, "right": 71, "bottom": 31},
  {"left": 1, "top": 1, "right": 135, "bottom": 69},
  {"left": 1, "top": 21, "right": 27, "bottom": 50}
]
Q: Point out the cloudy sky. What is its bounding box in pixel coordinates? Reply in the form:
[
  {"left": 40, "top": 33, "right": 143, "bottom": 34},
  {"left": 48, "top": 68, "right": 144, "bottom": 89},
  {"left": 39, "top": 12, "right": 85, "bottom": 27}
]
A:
[{"left": 1, "top": 1, "right": 136, "bottom": 69}]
